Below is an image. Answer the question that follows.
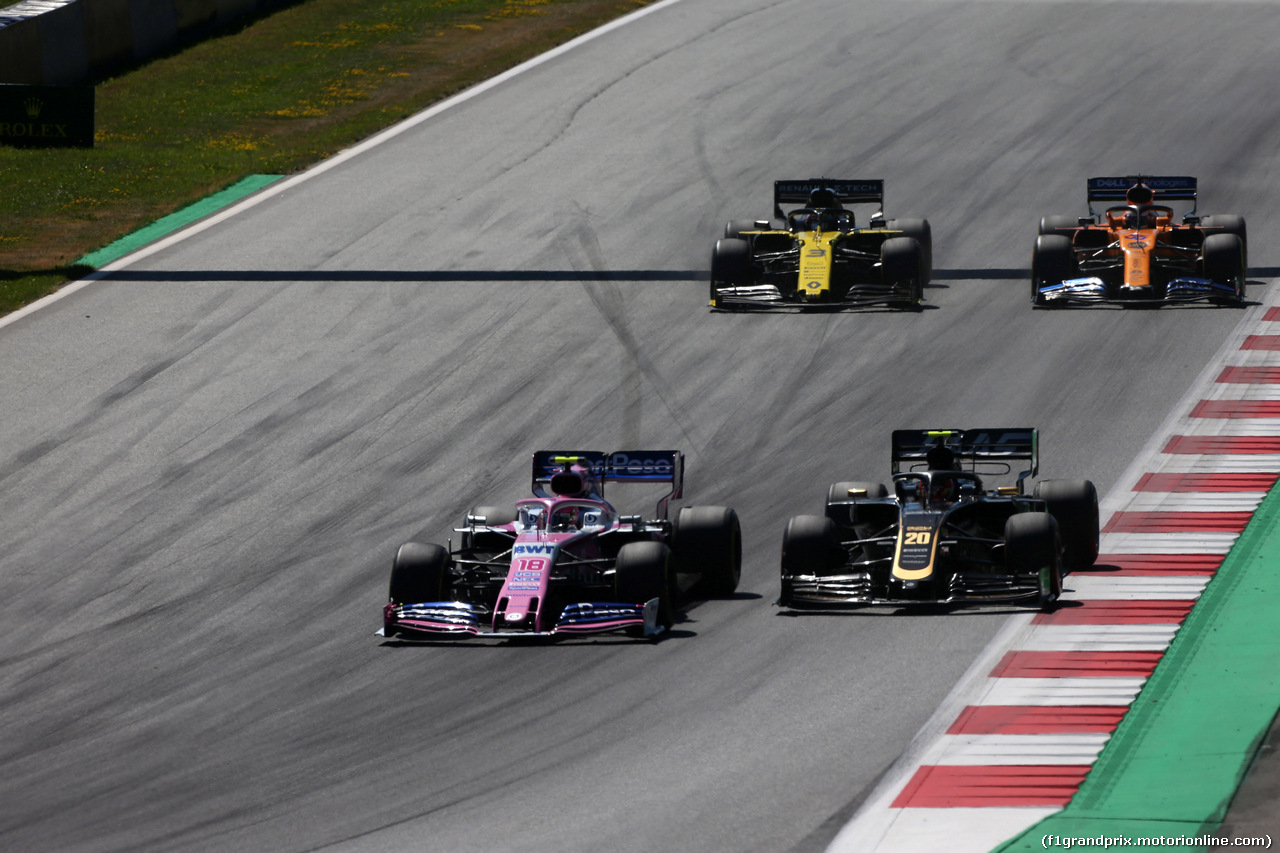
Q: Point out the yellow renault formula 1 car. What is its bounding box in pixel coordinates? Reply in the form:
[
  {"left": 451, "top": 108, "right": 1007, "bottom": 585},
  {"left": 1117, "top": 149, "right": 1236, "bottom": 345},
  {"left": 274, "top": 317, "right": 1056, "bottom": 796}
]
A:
[
  {"left": 1032, "top": 175, "right": 1247, "bottom": 306},
  {"left": 709, "top": 179, "right": 932, "bottom": 310}
]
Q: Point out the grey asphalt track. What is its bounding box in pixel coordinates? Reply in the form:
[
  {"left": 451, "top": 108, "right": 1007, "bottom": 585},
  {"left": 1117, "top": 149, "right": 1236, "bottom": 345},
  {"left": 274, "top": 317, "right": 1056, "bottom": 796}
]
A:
[{"left": 2, "top": 2, "right": 1278, "bottom": 852}]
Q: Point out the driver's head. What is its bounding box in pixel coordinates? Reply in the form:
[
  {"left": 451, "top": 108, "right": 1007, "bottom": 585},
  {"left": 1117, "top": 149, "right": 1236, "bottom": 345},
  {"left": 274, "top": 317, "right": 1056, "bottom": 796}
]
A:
[
  {"left": 792, "top": 211, "right": 817, "bottom": 231},
  {"left": 930, "top": 476, "right": 955, "bottom": 503}
]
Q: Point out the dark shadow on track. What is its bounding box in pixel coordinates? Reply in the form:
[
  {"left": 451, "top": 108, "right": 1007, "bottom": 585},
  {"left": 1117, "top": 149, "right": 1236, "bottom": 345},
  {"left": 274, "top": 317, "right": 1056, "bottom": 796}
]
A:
[{"left": 92, "top": 269, "right": 707, "bottom": 282}]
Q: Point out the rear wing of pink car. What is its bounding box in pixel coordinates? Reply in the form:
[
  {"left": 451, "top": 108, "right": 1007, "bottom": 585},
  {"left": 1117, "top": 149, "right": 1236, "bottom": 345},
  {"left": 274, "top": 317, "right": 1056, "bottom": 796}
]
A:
[{"left": 531, "top": 450, "right": 685, "bottom": 518}]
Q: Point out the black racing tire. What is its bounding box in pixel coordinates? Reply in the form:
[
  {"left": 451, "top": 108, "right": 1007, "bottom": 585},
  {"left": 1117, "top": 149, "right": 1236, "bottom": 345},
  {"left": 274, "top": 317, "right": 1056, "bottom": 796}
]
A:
[
  {"left": 1201, "top": 233, "right": 1246, "bottom": 302},
  {"left": 388, "top": 541, "right": 449, "bottom": 612},
  {"left": 1032, "top": 234, "right": 1075, "bottom": 306},
  {"left": 468, "top": 505, "right": 517, "bottom": 526},
  {"left": 825, "top": 481, "right": 888, "bottom": 527},
  {"left": 781, "top": 515, "right": 839, "bottom": 579},
  {"left": 1034, "top": 479, "right": 1100, "bottom": 571},
  {"left": 673, "top": 505, "right": 742, "bottom": 596},
  {"left": 880, "top": 236, "right": 924, "bottom": 305},
  {"left": 725, "top": 219, "right": 759, "bottom": 240},
  {"left": 464, "top": 505, "right": 517, "bottom": 551},
  {"left": 1038, "top": 215, "right": 1077, "bottom": 236},
  {"left": 1004, "top": 512, "right": 1062, "bottom": 609},
  {"left": 1201, "top": 214, "right": 1248, "bottom": 272},
  {"left": 710, "top": 237, "right": 751, "bottom": 306},
  {"left": 887, "top": 218, "right": 933, "bottom": 286},
  {"left": 614, "top": 541, "right": 674, "bottom": 630}
]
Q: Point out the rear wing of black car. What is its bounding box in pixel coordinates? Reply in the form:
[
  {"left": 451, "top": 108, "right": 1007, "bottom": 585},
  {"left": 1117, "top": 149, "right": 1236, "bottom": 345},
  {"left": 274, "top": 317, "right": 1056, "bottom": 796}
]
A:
[
  {"left": 531, "top": 450, "right": 685, "bottom": 518},
  {"left": 773, "top": 179, "right": 884, "bottom": 219},
  {"left": 891, "top": 429, "right": 1039, "bottom": 489},
  {"left": 1087, "top": 175, "right": 1198, "bottom": 217}
]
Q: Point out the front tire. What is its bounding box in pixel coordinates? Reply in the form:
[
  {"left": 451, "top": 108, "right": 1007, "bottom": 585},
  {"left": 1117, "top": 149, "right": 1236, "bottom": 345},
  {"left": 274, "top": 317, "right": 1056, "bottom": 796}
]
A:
[
  {"left": 386, "top": 543, "right": 450, "bottom": 636},
  {"left": 881, "top": 236, "right": 924, "bottom": 306},
  {"left": 887, "top": 218, "right": 933, "bottom": 286},
  {"left": 1034, "top": 480, "right": 1099, "bottom": 571},
  {"left": 1032, "top": 234, "right": 1075, "bottom": 306},
  {"left": 710, "top": 237, "right": 751, "bottom": 307},
  {"left": 1004, "top": 513, "right": 1062, "bottom": 609},
  {"left": 1201, "top": 233, "right": 1246, "bottom": 302},
  {"left": 779, "top": 515, "right": 839, "bottom": 606},
  {"left": 673, "top": 505, "right": 742, "bottom": 596},
  {"left": 615, "top": 541, "right": 674, "bottom": 630},
  {"left": 1200, "top": 214, "right": 1248, "bottom": 272}
]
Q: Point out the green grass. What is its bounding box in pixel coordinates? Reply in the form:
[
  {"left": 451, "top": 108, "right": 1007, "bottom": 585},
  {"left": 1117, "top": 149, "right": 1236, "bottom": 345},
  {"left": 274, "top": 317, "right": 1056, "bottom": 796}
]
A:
[{"left": 0, "top": 0, "right": 646, "bottom": 313}]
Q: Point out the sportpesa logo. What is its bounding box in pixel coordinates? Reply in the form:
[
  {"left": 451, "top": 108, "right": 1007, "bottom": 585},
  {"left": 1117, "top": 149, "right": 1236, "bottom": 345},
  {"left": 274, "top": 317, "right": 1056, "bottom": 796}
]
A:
[{"left": 608, "top": 453, "right": 675, "bottom": 477}]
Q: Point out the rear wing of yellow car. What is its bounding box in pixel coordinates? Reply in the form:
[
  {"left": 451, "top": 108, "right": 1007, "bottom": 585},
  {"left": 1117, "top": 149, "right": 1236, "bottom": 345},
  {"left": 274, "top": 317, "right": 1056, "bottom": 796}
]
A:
[{"left": 773, "top": 179, "right": 884, "bottom": 220}]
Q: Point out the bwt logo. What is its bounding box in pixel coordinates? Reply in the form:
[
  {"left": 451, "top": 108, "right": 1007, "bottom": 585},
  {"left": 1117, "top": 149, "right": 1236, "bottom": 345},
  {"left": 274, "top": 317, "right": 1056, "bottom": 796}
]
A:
[
  {"left": 512, "top": 540, "right": 552, "bottom": 555},
  {"left": 609, "top": 453, "right": 674, "bottom": 476}
]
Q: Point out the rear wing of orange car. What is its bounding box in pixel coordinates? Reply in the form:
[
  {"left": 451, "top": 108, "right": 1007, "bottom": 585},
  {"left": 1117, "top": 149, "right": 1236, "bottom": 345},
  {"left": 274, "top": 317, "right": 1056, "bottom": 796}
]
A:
[
  {"left": 891, "top": 428, "right": 1039, "bottom": 491},
  {"left": 773, "top": 179, "right": 884, "bottom": 219},
  {"left": 1087, "top": 175, "right": 1198, "bottom": 218}
]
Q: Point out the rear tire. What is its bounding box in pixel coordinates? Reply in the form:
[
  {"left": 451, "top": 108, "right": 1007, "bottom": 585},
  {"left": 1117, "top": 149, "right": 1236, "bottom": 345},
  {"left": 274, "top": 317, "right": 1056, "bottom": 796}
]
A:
[
  {"left": 1201, "top": 233, "right": 1246, "bottom": 302},
  {"left": 1004, "top": 513, "right": 1062, "bottom": 609},
  {"left": 615, "top": 541, "right": 674, "bottom": 629},
  {"left": 825, "top": 481, "right": 888, "bottom": 528},
  {"left": 1038, "top": 215, "right": 1077, "bottom": 236},
  {"left": 725, "top": 219, "right": 759, "bottom": 240},
  {"left": 1034, "top": 480, "right": 1099, "bottom": 571},
  {"left": 1032, "top": 234, "right": 1075, "bottom": 306},
  {"left": 673, "top": 505, "right": 742, "bottom": 596},
  {"left": 465, "top": 505, "right": 516, "bottom": 551},
  {"left": 881, "top": 236, "right": 924, "bottom": 306},
  {"left": 387, "top": 543, "right": 450, "bottom": 635}
]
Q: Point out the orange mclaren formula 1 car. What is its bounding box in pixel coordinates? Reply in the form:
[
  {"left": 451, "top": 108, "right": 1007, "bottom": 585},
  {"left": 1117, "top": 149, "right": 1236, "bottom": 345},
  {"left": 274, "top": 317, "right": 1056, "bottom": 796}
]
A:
[
  {"left": 1032, "top": 176, "right": 1247, "bottom": 306},
  {"left": 709, "top": 179, "right": 932, "bottom": 310}
]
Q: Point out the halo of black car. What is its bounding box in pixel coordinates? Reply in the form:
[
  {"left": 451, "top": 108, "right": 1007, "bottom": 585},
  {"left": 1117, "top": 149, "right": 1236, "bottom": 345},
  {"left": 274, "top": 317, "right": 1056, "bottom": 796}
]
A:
[
  {"left": 778, "top": 429, "right": 1099, "bottom": 611},
  {"left": 382, "top": 450, "right": 741, "bottom": 640},
  {"left": 1033, "top": 175, "right": 1247, "bottom": 306},
  {"left": 710, "top": 179, "right": 933, "bottom": 310}
]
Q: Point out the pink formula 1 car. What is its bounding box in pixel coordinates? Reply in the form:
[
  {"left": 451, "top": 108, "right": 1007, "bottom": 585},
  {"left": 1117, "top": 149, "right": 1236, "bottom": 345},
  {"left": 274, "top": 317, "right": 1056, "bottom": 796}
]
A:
[{"left": 381, "top": 450, "right": 741, "bottom": 640}]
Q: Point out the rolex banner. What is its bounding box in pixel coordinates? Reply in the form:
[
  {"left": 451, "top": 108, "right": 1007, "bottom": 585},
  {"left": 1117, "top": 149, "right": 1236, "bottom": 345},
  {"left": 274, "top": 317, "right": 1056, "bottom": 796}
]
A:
[{"left": 0, "top": 85, "right": 94, "bottom": 148}]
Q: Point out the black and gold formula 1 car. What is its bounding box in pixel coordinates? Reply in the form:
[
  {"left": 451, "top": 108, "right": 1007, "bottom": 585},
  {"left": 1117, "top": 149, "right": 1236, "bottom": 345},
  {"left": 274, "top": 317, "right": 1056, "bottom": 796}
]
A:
[
  {"left": 1032, "top": 175, "right": 1247, "bottom": 306},
  {"left": 709, "top": 179, "right": 933, "bottom": 310},
  {"left": 777, "top": 429, "right": 1099, "bottom": 611}
]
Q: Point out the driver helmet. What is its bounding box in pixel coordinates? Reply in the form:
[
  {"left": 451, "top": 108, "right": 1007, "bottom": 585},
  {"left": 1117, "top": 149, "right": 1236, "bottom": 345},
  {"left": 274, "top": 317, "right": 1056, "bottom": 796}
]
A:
[
  {"left": 551, "top": 506, "right": 580, "bottom": 531},
  {"left": 930, "top": 476, "right": 957, "bottom": 504},
  {"left": 791, "top": 211, "right": 818, "bottom": 231},
  {"left": 926, "top": 445, "right": 956, "bottom": 470},
  {"left": 808, "top": 187, "right": 840, "bottom": 210},
  {"left": 1126, "top": 184, "right": 1155, "bottom": 205},
  {"left": 819, "top": 210, "right": 852, "bottom": 231}
]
